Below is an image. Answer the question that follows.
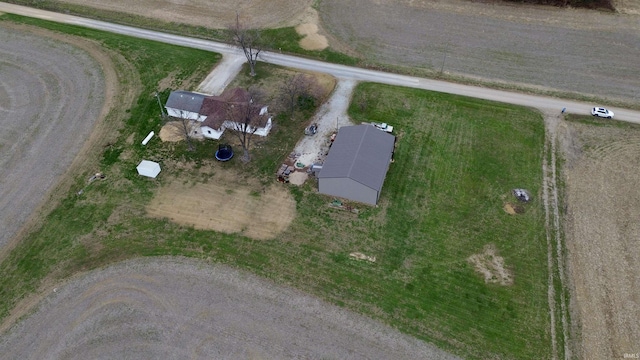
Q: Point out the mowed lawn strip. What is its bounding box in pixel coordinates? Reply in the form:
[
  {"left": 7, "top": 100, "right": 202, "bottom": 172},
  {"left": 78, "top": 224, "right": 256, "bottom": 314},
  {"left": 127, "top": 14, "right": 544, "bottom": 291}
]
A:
[
  {"left": 0, "top": 16, "right": 549, "bottom": 360},
  {"left": 356, "top": 84, "right": 549, "bottom": 358}
]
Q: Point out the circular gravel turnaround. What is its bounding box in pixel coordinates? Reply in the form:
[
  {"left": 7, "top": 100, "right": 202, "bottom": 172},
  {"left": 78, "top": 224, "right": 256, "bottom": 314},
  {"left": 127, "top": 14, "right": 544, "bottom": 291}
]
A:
[
  {"left": 0, "top": 25, "right": 105, "bottom": 248},
  {"left": 0, "top": 257, "right": 459, "bottom": 360}
]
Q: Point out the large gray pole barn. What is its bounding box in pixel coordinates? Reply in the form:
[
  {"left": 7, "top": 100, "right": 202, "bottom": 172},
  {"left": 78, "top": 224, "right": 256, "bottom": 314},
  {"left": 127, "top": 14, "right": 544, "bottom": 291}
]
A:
[{"left": 317, "top": 124, "right": 395, "bottom": 205}]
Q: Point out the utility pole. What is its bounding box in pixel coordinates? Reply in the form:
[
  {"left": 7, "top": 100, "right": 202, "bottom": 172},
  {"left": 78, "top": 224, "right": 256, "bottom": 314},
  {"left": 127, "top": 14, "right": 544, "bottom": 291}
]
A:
[{"left": 155, "top": 92, "right": 166, "bottom": 119}]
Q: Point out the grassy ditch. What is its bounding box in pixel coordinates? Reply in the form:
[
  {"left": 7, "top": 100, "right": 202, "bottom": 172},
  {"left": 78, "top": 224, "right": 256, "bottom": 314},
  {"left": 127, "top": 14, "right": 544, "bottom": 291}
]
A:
[{"left": 0, "top": 15, "right": 550, "bottom": 360}]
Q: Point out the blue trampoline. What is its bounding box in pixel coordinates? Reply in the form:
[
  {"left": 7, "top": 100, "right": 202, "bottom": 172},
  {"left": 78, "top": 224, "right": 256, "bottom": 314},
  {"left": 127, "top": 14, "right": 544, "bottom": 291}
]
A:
[{"left": 215, "top": 144, "right": 234, "bottom": 161}]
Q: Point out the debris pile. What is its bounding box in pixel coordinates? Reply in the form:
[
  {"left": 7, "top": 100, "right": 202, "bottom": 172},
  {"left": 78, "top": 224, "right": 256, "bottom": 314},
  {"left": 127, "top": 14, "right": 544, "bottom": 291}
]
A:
[{"left": 349, "top": 252, "right": 376, "bottom": 263}]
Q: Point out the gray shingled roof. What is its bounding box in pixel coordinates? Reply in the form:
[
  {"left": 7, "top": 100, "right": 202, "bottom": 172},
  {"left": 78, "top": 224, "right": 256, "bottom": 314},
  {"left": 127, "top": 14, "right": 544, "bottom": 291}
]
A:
[
  {"left": 165, "top": 90, "right": 206, "bottom": 114},
  {"left": 318, "top": 124, "right": 395, "bottom": 191}
]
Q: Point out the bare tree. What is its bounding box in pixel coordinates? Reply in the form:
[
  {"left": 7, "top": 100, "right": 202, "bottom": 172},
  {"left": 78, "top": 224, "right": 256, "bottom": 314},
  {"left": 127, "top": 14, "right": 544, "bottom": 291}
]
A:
[
  {"left": 278, "top": 74, "right": 324, "bottom": 114},
  {"left": 228, "top": 13, "right": 262, "bottom": 77},
  {"left": 177, "top": 110, "right": 196, "bottom": 151},
  {"left": 225, "top": 87, "right": 267, "bottom": 162}
]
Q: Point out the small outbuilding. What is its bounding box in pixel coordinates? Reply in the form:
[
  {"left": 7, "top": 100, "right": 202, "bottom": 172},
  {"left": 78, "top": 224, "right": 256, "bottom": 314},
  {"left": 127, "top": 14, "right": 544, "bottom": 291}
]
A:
[
  {"left": 136, "top": 160, "right": 161, "bottom": 178},
  {"left": 317, "top": 124, "right": 395, "bottom": 205}
]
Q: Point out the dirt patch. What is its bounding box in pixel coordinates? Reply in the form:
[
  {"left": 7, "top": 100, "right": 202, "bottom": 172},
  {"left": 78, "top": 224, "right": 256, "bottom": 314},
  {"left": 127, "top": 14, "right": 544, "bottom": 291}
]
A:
[
  {"left": 467, "top": 244, "right": 513, "bottom": 286},
  {"left": 349, "top": 252, "right": 376, "bottom": 263},
  {"left": 158, "top": 120, "right": 191, "bottom": 142},
  {"left": 503, "top": 203, "right": 517, "bottom": 214},
  {"left": 294, "top": 7, "right": 328, "bottom": 51},
  {"left": 503, "top": 202, "right": 524, "bottom": 214},
  {"left": 146, "top": 169, "right": 296, "bottom": 240},
  {"left": 288, "top": 171, "right": 308, "bottom": 185},
  {"left": 296, "top": 23, "right": 329, "bottom": 51}
]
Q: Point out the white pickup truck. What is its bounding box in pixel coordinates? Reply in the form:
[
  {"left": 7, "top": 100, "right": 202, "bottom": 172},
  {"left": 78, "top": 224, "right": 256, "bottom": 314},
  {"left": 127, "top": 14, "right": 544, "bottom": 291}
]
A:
[{"left": 371, "top": 122, "right": 393, "bottom": 133}]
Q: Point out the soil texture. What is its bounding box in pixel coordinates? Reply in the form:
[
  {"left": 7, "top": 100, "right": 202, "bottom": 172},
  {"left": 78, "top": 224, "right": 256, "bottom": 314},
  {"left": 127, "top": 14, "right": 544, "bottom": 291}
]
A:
[
  {"left": 0, "top": 257, "right": 461, "bottom": 360},
  {"left": 0, "top": 25, "right": 107, "bottom": 249}
]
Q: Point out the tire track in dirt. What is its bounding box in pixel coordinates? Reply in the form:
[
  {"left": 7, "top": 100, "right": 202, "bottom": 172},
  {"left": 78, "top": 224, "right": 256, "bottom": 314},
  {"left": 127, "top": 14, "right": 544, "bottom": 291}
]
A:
[
  {"left": 542, "top": 110, "right": 571, "bottom": 360},
  {"left": 0, "top": 24, "right": 105, "bottom": 250},
  {"left": 561, "top": 123, "right": 640, "bottom": 359},
  {"left": 0, "top": 257, "right": 461, "bottom": 360}
]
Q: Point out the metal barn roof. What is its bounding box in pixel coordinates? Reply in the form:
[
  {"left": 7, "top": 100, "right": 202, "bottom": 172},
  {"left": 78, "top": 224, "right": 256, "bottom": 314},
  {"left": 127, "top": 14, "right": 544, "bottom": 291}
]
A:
[{"left": 318, "top": 124, "right": 395, "bottom": 192}]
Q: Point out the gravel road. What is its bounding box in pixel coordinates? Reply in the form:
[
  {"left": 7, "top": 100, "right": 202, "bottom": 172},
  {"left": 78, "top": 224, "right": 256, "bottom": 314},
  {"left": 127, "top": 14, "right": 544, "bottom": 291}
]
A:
[
  {"left": 197, "top": 53, "right": 245, "bottom": 95},
  {"left": 0, "top": 257, "right": 460, "bottom": 360},
  {"left": 2, "top": 3, "right": 639, "bottom": 122},
  {"left": 0, "top": 24, "right": 105, "bottom": 249}
]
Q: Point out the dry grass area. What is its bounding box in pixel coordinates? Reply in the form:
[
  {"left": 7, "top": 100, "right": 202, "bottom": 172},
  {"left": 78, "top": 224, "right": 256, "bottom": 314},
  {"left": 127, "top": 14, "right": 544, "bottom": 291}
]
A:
[
  {"left": 559, "top": 119, "right": 640, "bottom": 359},
  {"left": 146, "top": 169, "right": 296, "bottom": 240},
  {"left": 467, "top": 244, "right": 514, "bottom": 286}
]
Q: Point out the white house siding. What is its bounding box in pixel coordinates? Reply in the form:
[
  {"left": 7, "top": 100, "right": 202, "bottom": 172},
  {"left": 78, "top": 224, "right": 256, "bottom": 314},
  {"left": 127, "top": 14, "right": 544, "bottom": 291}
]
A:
[
  {"left": 200, "top": 126, "right": 225, "bottom": 140},
  {"left": 166, "top": 108, "right": 206, "bottom": 122},
  {"left": 222, "top": 117, "right": 272, "bottom": 137},
  {"left": 254, "top": 118, "right": 272, "bottom": 137},
  {"left": 318, "top": 177, "right": 378, "bottom": 206}
]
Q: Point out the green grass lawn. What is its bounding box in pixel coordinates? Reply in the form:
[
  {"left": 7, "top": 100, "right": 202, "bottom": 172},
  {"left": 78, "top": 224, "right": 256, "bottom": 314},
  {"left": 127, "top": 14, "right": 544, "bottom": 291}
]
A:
[{"left": 0, "top": 16, "right": 550, "bottom": 360}]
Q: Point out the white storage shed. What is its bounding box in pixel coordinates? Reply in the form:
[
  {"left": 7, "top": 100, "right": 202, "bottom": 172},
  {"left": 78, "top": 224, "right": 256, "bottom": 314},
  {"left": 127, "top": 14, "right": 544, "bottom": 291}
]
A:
[{"left": 136, "top": 160, "right": 161, "bottom": 178}]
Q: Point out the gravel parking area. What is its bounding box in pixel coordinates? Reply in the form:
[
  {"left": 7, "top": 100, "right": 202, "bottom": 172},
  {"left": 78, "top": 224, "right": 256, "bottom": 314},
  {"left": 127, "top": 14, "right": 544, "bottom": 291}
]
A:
[
  {"left": 0, "top": 257, "right": 460, "bottom": 360},
  {"left": 291, "top": 79, "right": 357, "bottom": 169},
  {"left": 0, "top": 24, "right": 105, "bottom": 250}
]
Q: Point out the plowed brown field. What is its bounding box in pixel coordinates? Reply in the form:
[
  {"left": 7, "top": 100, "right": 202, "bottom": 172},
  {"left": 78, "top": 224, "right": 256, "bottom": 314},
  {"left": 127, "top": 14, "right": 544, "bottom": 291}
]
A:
[{"left": 559, "top": 119, "right": 640, "bottom": 360}]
